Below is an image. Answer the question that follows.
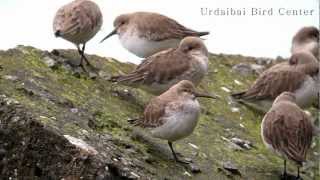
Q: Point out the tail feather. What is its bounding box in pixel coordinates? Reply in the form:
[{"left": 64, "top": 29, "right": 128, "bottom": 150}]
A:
[
  {"left": 231, "top": 91, "right": 247, "bottom": 99},
  {"left": 128, "top": 118, "right": 142, "bottom": 126},
  {"left": 108, "top": 75, "right": 121, "bottom": 82},
  {"left": 198, "top": 31, "right": 210, "bottom": 37},
  {"left": 108, "top": 73, "right": 144, "bottom": 84}
]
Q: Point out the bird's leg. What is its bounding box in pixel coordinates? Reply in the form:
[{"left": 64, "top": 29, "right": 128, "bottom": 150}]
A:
[
  {"left": 77, "top": 45, "right": 88, "bottom": 72},
  {"left": 81, "top": 44, "right": 96, "bottom": 70},
  {"left": 281, "top": 160, "right": 287, "bottom": 180},
  {"left": 168, "top": 141, "right": 189, "bottom": 164},
  {"left": 296, "top": 166, "right": 301, "bottom": 180}
]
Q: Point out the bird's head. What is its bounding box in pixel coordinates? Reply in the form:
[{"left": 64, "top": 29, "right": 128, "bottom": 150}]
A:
[
  {"left": 172, "top": 80, "right": 218, "bottom": 100},
  {"left": 273, "top": 92, "right": 296, "bottom": 105},
  {"left": 100, "top": 14, "right": 131, "bottom": 43},
  {"left": 293, "top": 26, "right": 319, "bottom": 43},
  {"left": 179, "top": 37, "right": 208, "bottom": 57}
]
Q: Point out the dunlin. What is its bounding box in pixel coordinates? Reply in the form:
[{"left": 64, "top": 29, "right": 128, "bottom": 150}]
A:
[
  {"left": 100, "top": 12, "right": 209, "bottom": 58},
  {"left": 129, "top": 80, "right": 216, "bottom": 163},
  {"left": 291, "top": 26, "right": 319, "bottom": 59},
  {"left": 261, "top": 92, "right": 315, "bottom": 179},
  {"left": 232, "top": 52, "right": 319, "bottom": 111},
  {"left": 110, "top": 37, "right": 209, "bottom": 95},
  {"left": 53, "top": 0, "right": 103, "bottom": 71}
]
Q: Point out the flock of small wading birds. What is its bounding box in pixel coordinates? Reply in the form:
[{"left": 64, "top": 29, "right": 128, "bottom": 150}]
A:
[{"left": 52, "top": 0, "right": 319, "bottom": 179}]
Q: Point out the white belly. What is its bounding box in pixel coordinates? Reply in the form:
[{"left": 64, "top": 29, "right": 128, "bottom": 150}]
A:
[
  {"left": 294, "top": 75, "right": 318, "bottom": 108},
  {"left": 119, "top": 32, "right": 180, "bottom": 58},
  {"left": 292, "top": 41, "right": 319, "bottom": 58},
  {"left": 151, "top": 100, "right": 200, "bottom": 142},
  {"left": 187, "top": 53, "right": 209, "bottom": 84}
]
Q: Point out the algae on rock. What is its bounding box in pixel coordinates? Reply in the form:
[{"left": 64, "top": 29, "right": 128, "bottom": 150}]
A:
[{"left": 0, "top": 46, "right": 318, "bottom": 179}]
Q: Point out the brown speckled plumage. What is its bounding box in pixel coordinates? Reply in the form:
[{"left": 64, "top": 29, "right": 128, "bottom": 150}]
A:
[
  {"left": 261, "top": 92, "right": 313, "bottom": 166},
  {"left": 232, "top": 52, "right": 318, "bottom": 102},
  {"left": 53, "top": 0, "right": 102, "bottom": 44},
  {"left": 114, "top": 12, "right": 209, "bottom": 41},
  {"left": 110, "top": 37, "right": 209, "bottom": 94}
]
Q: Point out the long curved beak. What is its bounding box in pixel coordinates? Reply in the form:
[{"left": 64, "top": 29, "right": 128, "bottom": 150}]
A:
[
  {"left": 194, "top": 91, "right": 220, "bottom": 99},
  {"left": 100, "top": 28, "right": 117, "bottom": 43}
]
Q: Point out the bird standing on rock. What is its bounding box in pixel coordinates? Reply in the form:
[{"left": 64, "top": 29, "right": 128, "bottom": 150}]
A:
[
  {"left": 129, "top": 80, "right": 217, "bottom": 163},
  {"left": 261, "top": 92, "right": 318, "bottom": 180},
  {"left": 100, "top": 12, "right": 209, "bottom": 58},
  {"left": 109, "top": 37, "right": 209, "bottom": 95},
  {"left": 53, "top": 0, "right": 103, "bottom": 72}
]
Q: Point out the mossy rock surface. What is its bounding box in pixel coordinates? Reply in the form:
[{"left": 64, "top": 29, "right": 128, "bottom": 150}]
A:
[{"left": 0, "top": 46, "right": 318, "bottom": 179}]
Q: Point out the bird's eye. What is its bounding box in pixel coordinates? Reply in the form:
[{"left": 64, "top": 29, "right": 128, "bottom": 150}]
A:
[
  {"left": 188, "top": 46, "right": 193, "bottom": 51},
  {"left": 183, "top": 88, "right": 191, "bottom": 93}
]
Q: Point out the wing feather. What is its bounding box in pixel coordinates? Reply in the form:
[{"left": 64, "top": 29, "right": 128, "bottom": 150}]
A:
[
  {"left": 135, "top": 12, "right": 208, "bottom": 41},
  {"left": 112, "top": 49, "right": 191, "bottom": 85},
  {"left": 263, "top": 104, "right": 313, "bottom": 164},
  {"left": 240, "top": 69, "right": 306, "bottom": 100}
]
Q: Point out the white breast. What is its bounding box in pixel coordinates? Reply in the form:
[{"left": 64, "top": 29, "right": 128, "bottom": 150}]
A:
[
  {"left": 151, "top": 99, "right": 200, "bottom": 142},
  {"left": 119, "top": 29, "right": 180, "bottom": 58},
  {"left": 188, "top": 52, "right": 209, "bottom": 85},
  {"left": 294, "top": 75, "right": 318, "bottom": 108},
  {"left": 292, "top": 41, "right": 319, "bottom": 57}
]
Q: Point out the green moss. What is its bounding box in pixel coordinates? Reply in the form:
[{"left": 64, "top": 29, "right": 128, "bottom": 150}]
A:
[{"left": 0, "top": 46, "right": 318, "bottom": 179}]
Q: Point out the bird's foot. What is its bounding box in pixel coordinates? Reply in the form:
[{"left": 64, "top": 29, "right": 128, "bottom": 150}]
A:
[
  {"left": 79, "top": 63, "right": 99, "bottom": 79},
  {"left": 280, "top": 173, "right": 299, "bottom": 180},
  {"left": 280, "top": 173, "right": 287, "bottom": 180}
]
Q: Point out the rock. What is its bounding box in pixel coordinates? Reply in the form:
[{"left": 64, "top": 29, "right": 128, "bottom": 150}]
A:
[
  {"left": 250, "top": 64, "right": 265, "bottom": 74},
  {"left": 232, "top": 63, "right": 254, "bottom": 76},
  {"left": 230, "top": 137, "right": 253, "bottom": 150},
  {"left": 3, "top": 75, "right": 18, "bottom": 81},
  {"left": 221, "top": 87, "right": 231, "bottom": 93},
  {"left": 63, "top": 135, "right": 98, "bottom": 156},
  {"left": 70, "top": 108, "right": 79, "bottom": 114},
  {"left": 222, "top": 161, "right": 241, "bottom": 176},
  {"left": 232, "top": 63, "right": 265, "bottom": 76},
  {"left": 231, "top": 107, "right": 240, "bottom": 113},
  {"left": 42, "top": 56, "right": 58, "bottom": 68},
  {"left": 0, "top": 46, "right": 318, "bottom": 180},
  {"left": 189, "top": 163, "right": 201, "bottom": 173}
]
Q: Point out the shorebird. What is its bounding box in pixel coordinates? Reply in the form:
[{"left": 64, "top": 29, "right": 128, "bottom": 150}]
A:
[
  {"left": 261, "top": 92, "right": 317, "bottom": 179},
  {"left": 232, "top": 52, "right": 319, "bottom": 112},
  {"left": 129, "top": 80, "right": 217, "bottom": 163},
  {"left": 100, "top": 12, "right": 209, "bottom": 58},
  {"left": 109, "top": 37, "right": 209, "bottom": 95},
  {"left": 53, "top": 0, "right": 103, "bottom": 72},
  {"left": 291, "top": 26, "right": 319, "bottom": 59}
]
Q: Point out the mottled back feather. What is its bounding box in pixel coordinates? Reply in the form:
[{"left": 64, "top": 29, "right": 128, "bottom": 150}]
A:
[
  {"left": 131, "top": 12, "right": 209, "bottom": 41},
  {"left": 53, "top": 0, "right": 102, "bottom": 44},
  {"left": 262, "top": 102, "right": 313, "bottom": 165},
  {"left": 113, "top": 48, "right": 191, "bottom": 85},
  {"left": 239, "top": 69, "right": 306, "bottom": 100}
]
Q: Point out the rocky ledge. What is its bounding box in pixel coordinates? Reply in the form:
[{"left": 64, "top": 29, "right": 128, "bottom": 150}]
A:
[{"left": 0, "top": 46, "right": 318, "bottom": 179}]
